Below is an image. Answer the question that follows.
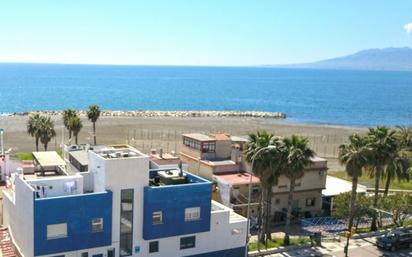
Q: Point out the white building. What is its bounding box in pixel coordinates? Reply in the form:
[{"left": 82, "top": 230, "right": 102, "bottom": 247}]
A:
[{"left": 3, "top": 145, "right": 247, "bottom": 257}]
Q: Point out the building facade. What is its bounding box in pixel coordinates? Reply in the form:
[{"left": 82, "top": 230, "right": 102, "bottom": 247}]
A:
[
  {"left": 179, "top": 133, "right": 328, "bottom": 220},
  {"left": 3, "top": 145, "right": 247, "bottom": 257}
]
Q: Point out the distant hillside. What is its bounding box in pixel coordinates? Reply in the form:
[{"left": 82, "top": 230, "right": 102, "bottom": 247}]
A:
[{"left": 275, "top": 47, "right": 412, "bottom": 71}]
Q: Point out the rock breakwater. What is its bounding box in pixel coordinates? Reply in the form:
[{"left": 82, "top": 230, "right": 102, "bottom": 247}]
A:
[{"left": 7, "top": 110, "right": 287, "bottom": 119}]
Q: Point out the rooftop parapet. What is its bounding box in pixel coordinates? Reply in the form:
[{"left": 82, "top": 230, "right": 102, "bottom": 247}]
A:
[{"left": 91, "top": 144, "right": 145, "bottom": 160}]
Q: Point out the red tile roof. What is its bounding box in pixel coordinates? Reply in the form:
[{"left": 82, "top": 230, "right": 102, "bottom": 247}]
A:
[
  {"left": 211, "top": 133, "right": 231, "bottom": 141},
  {"left": 0, "top": 228, "right": 17, "bottom": 257}
]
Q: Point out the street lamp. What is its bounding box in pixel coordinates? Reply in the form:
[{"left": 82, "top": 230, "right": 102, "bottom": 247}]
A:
[{"left": 245, "top": 145, "right": 276, "bottom": 257}]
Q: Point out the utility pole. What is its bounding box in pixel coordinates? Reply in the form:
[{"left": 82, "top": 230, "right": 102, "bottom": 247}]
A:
[{"left": 0, "top": 128, "right": 4, "bottom": 156}]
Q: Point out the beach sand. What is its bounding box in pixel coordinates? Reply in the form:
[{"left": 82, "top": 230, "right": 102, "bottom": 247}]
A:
[{"left": 0, "top": 115, "right": 367, "bottom": 170}]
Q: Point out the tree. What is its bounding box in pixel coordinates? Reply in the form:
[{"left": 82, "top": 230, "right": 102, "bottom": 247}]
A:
[
  {"left": 245, "top": 131, "right": 283, "bottom": 247},
  {"left": 380, "top": 193, "right": 412, "bottom": 227},
  {"left": 69, "top": 116, "right": 83, "bottom": 145},
  {"left": 63, "top": 109, "right": 77, "bottom": 140},
  {"left": 381, "top": 127, "right": 412, "bottom": 196},
  {"left": 39, "top": 116, "right": 56, "bottom": 151},
  {"left": 338, "top": 134, "right": 370, "bottom": 256},
  {"left": 282, "top": 135, "right": 314, "bottom": 245},
  {"left": 87, "top": 105, "right": 101, "bottom": 145},
  {"left": 366, "top": 126, "right": 398, "bottom": 231},
  {"left": 332, "top": 192, "right": 373, "bottom": 228},
  {"left": 27, "top": 113, "right": 42, "bottom": 151}
]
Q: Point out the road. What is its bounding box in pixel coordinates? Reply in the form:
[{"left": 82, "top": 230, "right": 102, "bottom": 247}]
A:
[{"left": 266, "top": 238, "right": 412, "bottom": 257}]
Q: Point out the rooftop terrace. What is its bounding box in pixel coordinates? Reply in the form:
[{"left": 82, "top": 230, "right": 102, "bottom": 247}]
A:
[
  {"left": 91, "top": 144, "right": 145, "bottom": 160},
  {"left": 149, "top": 168, "right": 210, "bottom": 187}
]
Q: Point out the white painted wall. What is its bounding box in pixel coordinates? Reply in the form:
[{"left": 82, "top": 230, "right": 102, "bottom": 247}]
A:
[
  {"left": 28, "top": 174, "right": 84, "bottom": 198},
  {"left": 38, "top": 243, "right": 119, "bottom": 257},
  {"left": 89, "top": 150, "right": 150, "bottom": 253},
  {"left": 3, "top": 174, "right": 34, "bottom": 257}
]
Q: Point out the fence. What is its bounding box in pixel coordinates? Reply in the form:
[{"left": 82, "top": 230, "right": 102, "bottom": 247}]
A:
[{"left": 121, "top": 129, "right": 350, "bottom": 159}]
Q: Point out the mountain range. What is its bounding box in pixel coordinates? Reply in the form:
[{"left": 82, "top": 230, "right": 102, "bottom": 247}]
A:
[{"left": 274, "top": 47, "right": 412, "bottom": 71}]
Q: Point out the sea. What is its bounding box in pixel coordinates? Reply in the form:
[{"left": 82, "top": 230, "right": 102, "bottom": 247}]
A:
[{"left": 0, "top": 63, "right": 412, "bottom": 127}]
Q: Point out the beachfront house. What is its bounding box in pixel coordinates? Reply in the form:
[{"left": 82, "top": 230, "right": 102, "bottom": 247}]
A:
[
  {"left": 179, "top": 133, "right": 328, "bottom": 221},
  {"left": 3, "top": 145, "right": 247, "bottom": 257}
]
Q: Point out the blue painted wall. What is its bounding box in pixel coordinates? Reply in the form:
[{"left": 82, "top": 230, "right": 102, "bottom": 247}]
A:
[
  {"left": 184, "top": 247, "right": 246, "bottom": 257},
  {"left": 33, "top": 191, "right": 112, "bottom": 256},
  {"left": 143, "top": 173, "right": 212, "bottom": 240}
]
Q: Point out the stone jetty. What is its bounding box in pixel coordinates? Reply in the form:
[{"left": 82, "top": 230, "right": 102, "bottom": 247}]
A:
[{"left": 8, "top": 110, "right": 287, "bottom": 119}]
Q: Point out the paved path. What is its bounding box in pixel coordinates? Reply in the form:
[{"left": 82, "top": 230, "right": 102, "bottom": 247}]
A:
[{"left": 264, "top": 237, "right": 412, "bottom": 257}]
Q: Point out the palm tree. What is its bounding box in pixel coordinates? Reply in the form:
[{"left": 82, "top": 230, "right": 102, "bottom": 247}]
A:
[
  {"left": 382, "top": 127, "right": 412, "bottom": 196},
  {"left": 87, "top": 105, "right": 101, "bottom": 145},
  {"left": 69, "top": 116, "right": 83, "bottom": 145},
  {"left": 338, "top": 134, "right": 370, "bottom": 256},
  {"left": 39, "top": 116, "right": 56, "bottom": 151},
  {"left": 366, "top": 126, "right": 398, "bottom": 231},
  {"left": 62, "top": 109, "right": 77, "bottom": 140},
  {"left": 27, "top": 113, "right": 42, "bottom": 151},
  {"left": 282, "top": 135, "right": 314, "bottom": 245},
  {"left": 245, "top": 131, "right": 283, "bottom": 246}
]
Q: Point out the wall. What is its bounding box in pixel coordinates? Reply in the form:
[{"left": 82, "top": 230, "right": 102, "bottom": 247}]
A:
[
  {"left": 143, "top": 179, "right": 212, "bottom": 240},
  {"left": 38, "top": 244, "right": 118, "bottom": 257},
  {"left": 180, "top": 146, "right": 202, "bottom": 160},
  {"left": 28, "top": 174, "right": 84, "bottom": 198},
  {"left": 215, "top": 140, "right": 232, "bottom": 160},
  {"left": 271, "top": 190, "right": 323, "bottom": 216},
  {"left": 33, "top": 191, "right": 113, "bottom": 256},
  {"left": 3, "top": 175, "right": 35, "bottom": 257},
  {"left": 273, "top": 170, "right": 327, "bottom": 193},
  {"left": 89, "top": 151, "right": 150, "bottom": 256},
  {"left": 136, "top": 201, "right": 247, "bottom": 257}
]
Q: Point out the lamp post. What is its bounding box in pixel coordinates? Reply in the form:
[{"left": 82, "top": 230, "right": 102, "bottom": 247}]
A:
[{"left": 245, "top": 145, "right": 276, "bottom": 257}]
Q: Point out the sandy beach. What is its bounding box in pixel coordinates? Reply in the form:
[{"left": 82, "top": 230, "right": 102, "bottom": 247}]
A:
[{"left": 0, "top": 114, "right": 367, "bottom": 170}]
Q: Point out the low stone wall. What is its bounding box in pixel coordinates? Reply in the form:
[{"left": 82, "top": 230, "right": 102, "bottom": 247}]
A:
[{"left": 8, "top": 110, "right": 287, "bottom": 119}]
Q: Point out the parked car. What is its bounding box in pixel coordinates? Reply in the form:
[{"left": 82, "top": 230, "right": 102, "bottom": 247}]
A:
[{"left": 376, "top": 228, "right": 412, "bottom": 251}]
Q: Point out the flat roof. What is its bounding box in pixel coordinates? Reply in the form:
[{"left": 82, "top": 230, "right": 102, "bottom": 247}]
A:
[
  {"left": 202, "top": 160, "right": 237, "bottom": 166},
  {"left": 33, "top": 151, "right": 66, "bottom": 167},
  {"left": 230, "top": 136, "right": 248, "bottom": 142},
  {"left": 311, "top": 156, "right": 327, "bottom": 162},
  {"left": 322, "top": 175, "right": 367, "bottom": 197},
  {"left": 213, "top": 172, "right": 260, "bottom": 185},
  {"left": 182, "top": 133, "right": 215, "bottom": 142},
  {"left": 69, "top": 150, "right": 89, "bottom": 166}
]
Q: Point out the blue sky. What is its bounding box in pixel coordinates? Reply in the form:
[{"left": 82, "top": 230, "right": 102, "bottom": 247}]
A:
[{"left": 1, "top": 0, "right": 411, "bottom": 66}]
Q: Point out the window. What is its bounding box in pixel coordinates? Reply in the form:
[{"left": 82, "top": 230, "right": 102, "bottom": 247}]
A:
[
  {"left": 252, "top": 186, "right": 260, "bottom": 194},
  {"left": 149, "top": 241, "right": 159, "bottom": 253},
  {"left": 120, "top": 189, "right": 134, "bottom": 256},
  {"left": 152, "top": 211, "right": 163, "bottom": 224},
  {"left": 183, "top": 138, "right": 201, "bottom": 150},
  {"left": 92, "top": 218, "right": 103, "bottom": 232},
  {"left": 81, "top": 253, "right": 88, "bottom": 257},
  {"left": 107, "top": 248, "right": 115, "bottom": 257},
  {"left": 185, "top": 207, "right": 200, "bottom": 221},
  {"left": 306, "top": 198, "right": 316, "bottom": 207},
  {"left": 180, "top": 236, "right": 196, "bottom": 249},
  {"left": 47, "top": 223, "right": 67, "bottom": 239},
  {"left": 275, "top": 199, "right": 280, "bottom": 205},
  {"left": 202, "top": 142, "right": 216, "bottom": 153}
]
